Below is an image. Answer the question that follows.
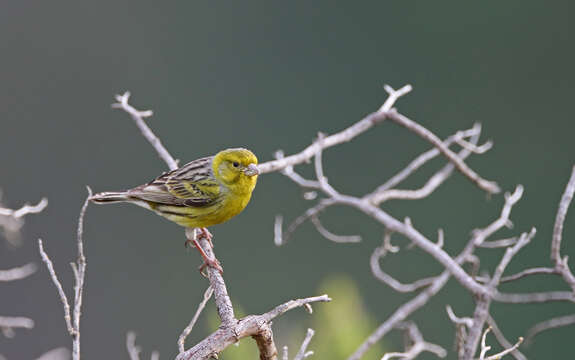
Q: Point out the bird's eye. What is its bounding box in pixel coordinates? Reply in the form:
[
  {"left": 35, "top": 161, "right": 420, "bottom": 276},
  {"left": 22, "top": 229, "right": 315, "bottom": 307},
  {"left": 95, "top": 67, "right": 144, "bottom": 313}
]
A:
[{"left": 232, "top": 161, "right": 239, "bottom": 168}]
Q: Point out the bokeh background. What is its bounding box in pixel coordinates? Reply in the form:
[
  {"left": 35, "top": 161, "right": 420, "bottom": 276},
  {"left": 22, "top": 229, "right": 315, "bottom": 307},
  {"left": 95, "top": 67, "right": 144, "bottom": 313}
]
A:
[{"left": 1, "top": 1, "right": 573, "bottom": 359}]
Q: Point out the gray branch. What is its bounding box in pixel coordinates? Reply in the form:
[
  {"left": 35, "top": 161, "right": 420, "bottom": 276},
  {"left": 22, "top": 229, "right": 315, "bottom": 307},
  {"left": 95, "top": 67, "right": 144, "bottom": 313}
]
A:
[
  {"left": 112, "top": 92, "right": 178, "bottom": 171},
  {"left": 38, "top": 188, "right": 91, "bottom": 360},
  {"left": 551, "top": 165, "right": 575, "bottom": 293},
  {"left": 0, "top": 263, "right": 37, "bottom": 282}
]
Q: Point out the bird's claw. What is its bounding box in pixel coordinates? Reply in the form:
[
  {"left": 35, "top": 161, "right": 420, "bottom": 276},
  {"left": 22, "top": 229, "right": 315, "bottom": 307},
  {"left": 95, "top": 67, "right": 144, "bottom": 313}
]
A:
[{"left": 199, "top": 257, "right": 223, "bottom": 276}]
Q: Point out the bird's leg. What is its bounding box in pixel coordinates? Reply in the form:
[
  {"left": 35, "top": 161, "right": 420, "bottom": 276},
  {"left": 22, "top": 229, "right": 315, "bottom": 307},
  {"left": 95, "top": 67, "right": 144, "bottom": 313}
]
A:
[
  {"left": 185, "top": 228, "right": 223, "bottom": 274},
  {"left": 184, "top": 228, "right": 198, "bottom": 248},
  {"left": 192, "top": 238, "right": 223, "bottom": 275},
  {"left": 199, "top": 227, "right": 214, "bottom": 248}
]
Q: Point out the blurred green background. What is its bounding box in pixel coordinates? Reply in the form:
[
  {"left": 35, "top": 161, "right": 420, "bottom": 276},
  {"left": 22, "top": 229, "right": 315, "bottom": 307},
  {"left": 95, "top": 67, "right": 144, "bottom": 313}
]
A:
[{"left": 1, "top": 1, "right": 573, "bottom": 359}]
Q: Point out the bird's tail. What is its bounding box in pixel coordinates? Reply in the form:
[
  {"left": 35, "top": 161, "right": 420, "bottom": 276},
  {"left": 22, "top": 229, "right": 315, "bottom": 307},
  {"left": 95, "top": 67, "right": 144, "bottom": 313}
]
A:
[{"left": 89, "top": 191, "right": 131, "bottom": 204}]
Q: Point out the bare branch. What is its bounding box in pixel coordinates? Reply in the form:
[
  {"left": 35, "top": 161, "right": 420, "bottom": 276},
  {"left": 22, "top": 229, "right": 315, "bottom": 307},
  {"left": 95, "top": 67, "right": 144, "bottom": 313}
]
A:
[
  {"left": 178, "top": 286, "right": 214, "bottom": 353},
  {"left": 257, "top": 85, "right": 412, "bottom": 174},
  {"left": 369, "top": 125, "right": 484, "bottom": 204},
  {"left": 487, "top": 315, "right": 526, "bottom": 360},
  {"left": 445, "top": 305, "right": 474, "bottom": 329},
  {"left": 380, "top": 322, "right": 446, "bottom": 360},
  {"left": 112, "top": 92, "right": 178, "bottom": 171},
  {"left": 0, "top": 197, "right": 48, "bottom": 218},
  {"left": 478, "top": 237, "right": 518, "bottom": 249},
  {"left": 478, "top": 327, "right": 492, "bottom": 360},
  {"left": 310, "top": 215, "right": 361, "bottom": 243},
  {"left": 551, "top": 165, "right": 575, "bottom": 293},
  {"left": 294, "top": 328, "right": 315, "bottom": 360},
  {"left": 494, "top": 290, "right": 575, "bottom": 304},
  {"left": 384, "top": 109, "right": 500, "bottom": 194},
  {"left": 485, "top": 337, "right": 523, "bottom": 360},
  {"left": 0, "top": 197, "right": 48, "bottom": 246},
  {"left": 500, "top": 267, "right": 558, "bottom": 283},
  {"left": 127, "top": 331, "right": 142, "bottom": 360},
  {"left": 525, "top": 314, "right": 575, "bottom": 345},
  {"left": 453, "top": 135, "right": 492, "bottom": 154},
  {"left": 492, "top": 229, "right": 536, "bottom": 285},
  {"left": 126, "top": 331, "right": 160, "bottom": 360},
  {"left": 478, "top": 325, "right": 523, "bottom": 360},
  {"left": 35, "top": 348, "right": 71, "bottom": 360},
  {"left": 374, "top": 124, "right": 482, "bottom": 193},
  {"left": 38, "top": 238, "right": 74, "bottom": 335},
  {"left": 274, "top": 199, "right": 335, "bottom": 246},
  {"left": 274, "top": 214, "right": 285, "bottom": 246},
  {"left": 472, "top": 186, "right": 524, "bottom": 246},
  {"left": 370, "top": 245, "right": 436, "bottom": 292},
  {"left": 0, "top": 316, "right": 34, "bottom": 338},
  {"left": 0, "top": 263, "right": 37, "bottom": 282},
  {"left": 38, "top": 189, "right": 92, "bottom": 360},
  {"left": 551, "top": 165, "right": 575, "bottom": 262},
  {"left": 177, "top": 294, "right": 330, "bottom": 360}
]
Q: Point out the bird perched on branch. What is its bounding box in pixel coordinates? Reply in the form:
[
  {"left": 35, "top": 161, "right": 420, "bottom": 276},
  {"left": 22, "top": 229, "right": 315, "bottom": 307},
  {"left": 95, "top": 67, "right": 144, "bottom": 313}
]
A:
[{"left": 90, "top": 148, "right": 259, "bottom": 273}]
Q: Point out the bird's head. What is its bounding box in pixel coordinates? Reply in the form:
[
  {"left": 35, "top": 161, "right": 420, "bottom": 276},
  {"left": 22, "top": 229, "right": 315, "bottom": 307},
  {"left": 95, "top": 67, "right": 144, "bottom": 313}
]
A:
[{"left": 213, "top": 148, "right": 259, "bottom": 193}]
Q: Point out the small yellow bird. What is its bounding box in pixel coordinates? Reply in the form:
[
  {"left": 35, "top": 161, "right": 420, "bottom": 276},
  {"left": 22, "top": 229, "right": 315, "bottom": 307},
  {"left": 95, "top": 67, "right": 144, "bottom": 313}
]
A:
[{"left": 90, "top": 148, "right": 259, "bottom": 272}]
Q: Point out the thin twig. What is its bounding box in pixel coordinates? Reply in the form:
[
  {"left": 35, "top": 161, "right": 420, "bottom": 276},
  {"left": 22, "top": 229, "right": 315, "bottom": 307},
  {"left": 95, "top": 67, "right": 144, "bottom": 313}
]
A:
[
  {"left": 494, "top": 291, "right": 575, "bottom": 304},
  {"left": 38, "top": 189, "right": 92, "bottom": 360},
  {"left": 112, "top": 92, "right": 178, "bottom": 171},
  {"left": 487, "top": 315, "right": 526, "bottom": 360},
  {"left": 380, "top": 322, "right": 446, "bottom": 360},
  {"left": 0, "top": 316, "right": 34, "bottom": 338},
  {"left": 384, "top": 109, "right": 500, "bottom": 194},
  {"left": 369, "top": 124, "right": 484, "bottom": 204},
  {"left": 374, "top": 124, "right": 482, "bottom": 193},
  {"left": 127, "top": 331, "right": 142, "bottom": 360},
  {"left": 38, "top": 238, "right": 74, "bottom": 335},
  {"left": 35, "top": 348, "right": 71, "bottom": 360},
  {"left": 0, "top": 198, "right": 48, "bottom": 218},
  {"left": 310, "top": 215, "right": 361, "bottom": 243},
  {"left": 551, "top": 165, "right": 575, "bottom": 293},
  {"left": 525, "top": 314, "right": 575, "bottom": 345},
  {"left": 178, "top": 286, "right": 214, "bottom": 353},
  {"left": 370, "top": 245, "right": 436, "bottom": 292},
  {"left": 446, "top": 305, "right": 474, "bottom": 329},
  {"left": 479, "top": 238, "right": 518, "bottom": 249},
  {"left": 294, "top": 328, "right": 315, "bottom": 360},
  {"left": 500, "top": 267, "right": 558, "bottom": 283},
  {"left": 0, "top": 263, "right": 37, "bottom": 282},
  {"left": 257, "top": 85, "right": 412, "bottom": 174}
]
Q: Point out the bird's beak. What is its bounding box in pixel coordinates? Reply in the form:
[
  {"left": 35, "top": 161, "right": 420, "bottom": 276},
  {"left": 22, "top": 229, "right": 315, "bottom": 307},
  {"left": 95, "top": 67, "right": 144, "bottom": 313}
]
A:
[{"left": 243, "top": 163, "right": 259, "bottom": 177}]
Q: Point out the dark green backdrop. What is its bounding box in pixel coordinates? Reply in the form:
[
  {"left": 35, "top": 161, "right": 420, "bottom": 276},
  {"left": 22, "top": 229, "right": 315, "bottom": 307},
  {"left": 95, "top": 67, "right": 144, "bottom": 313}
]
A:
[{"left": 1, "top": 1, "right": 573, "bottom": 359}]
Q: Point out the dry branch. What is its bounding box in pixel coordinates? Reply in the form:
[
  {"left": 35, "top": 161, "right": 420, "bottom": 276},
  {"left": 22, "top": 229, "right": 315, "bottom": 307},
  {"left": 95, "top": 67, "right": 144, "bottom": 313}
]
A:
[
  {"left": 525, "top": 314, "right": 575, "bottom": 345},
  {"left": 0, "top": 316, "right": 34, "bottom": 338},
  {"left": 38, "top": 189, "right": 91, "bottom": 360},
  {"left": 0, "top": 263, "right": 37, "bottom": 282}
]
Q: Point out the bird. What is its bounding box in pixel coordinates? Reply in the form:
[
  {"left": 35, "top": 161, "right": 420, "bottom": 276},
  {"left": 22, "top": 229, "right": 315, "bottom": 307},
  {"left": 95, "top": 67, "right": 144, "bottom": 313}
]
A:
[{"left": 90, "top": 148, "right": 259, "bottom": 273}]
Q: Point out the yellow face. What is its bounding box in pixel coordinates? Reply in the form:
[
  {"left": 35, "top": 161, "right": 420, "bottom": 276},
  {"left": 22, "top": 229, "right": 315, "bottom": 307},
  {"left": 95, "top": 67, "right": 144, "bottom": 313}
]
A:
[{"left": 213, "top": 148, "right": 259, "bottom": 192}]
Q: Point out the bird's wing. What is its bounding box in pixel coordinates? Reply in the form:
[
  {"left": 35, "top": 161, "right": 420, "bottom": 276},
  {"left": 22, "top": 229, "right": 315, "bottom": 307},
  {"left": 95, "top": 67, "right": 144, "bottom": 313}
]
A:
[{"left": 128, "top": 156, "right": 220, "bottom": 208}]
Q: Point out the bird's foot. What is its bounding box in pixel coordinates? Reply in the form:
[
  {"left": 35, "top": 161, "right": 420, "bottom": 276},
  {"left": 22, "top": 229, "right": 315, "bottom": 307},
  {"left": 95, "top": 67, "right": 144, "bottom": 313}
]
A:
[
  {"left": 199, "top": 227, "right": 214, "bottom": 248},
  {"left": 198, "top": 257, "right": 223, "bottom": 276},
  {"left": 189, "top": 237, "right": 223, "bottom": 275}
]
